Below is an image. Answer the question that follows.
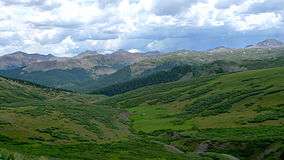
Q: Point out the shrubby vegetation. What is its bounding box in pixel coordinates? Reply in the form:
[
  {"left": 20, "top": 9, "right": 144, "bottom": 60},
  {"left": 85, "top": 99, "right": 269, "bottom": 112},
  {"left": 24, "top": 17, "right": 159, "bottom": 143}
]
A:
[
  {"left": 100, "top": 67, "right": 284, "bottom": 159},
  {"left": 0, "top": 66, "right": 283, "bottom": 159},
  {"left": 95, "top": 56, "right": 284, "bottom": 96}
]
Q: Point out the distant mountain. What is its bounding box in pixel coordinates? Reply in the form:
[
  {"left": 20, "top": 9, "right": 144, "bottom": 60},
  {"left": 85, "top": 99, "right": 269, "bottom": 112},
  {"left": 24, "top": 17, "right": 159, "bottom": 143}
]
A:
[
  {"left": 0, "top": 40, "right": 284, "bottom": 92},
  {"left": 246, "top": 39, "right": 284, "bottom": 48},
  {"left": 24, "top": 51, "right": 145, "bottom": 73},
  {"left": 0, "top": 50, "right": 147, "bottom": 92},
  {"left": 208, "top": 46, "right": 233, "bottom": 53},
  {"left": 112, "top": 49, "right": 131, "bottom": 55},
  {"left": 144, "top": 51, "right": 162, "bottom": 55},
  {"left": 74, "top": 50, "right": 99, "bottom": 58},
  {"left": 0, "top": 51, "right": 56, "bottom": 70}
]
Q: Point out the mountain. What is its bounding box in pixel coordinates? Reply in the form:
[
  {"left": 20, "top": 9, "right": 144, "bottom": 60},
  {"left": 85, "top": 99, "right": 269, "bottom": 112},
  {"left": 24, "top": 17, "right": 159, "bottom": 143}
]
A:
[
  {"left": 144, "top": 50, "right": 162, "bottom": 55},
  {"left": 208, "top": 46, "right": 234, "bottom": 53},
  {"left": 125, "top": 45, "right": 284, "bottom": 79},
  {"left": 24, "top": 51, "right": 144, "bottom": 72},
  {"left": 94, "top": 60, "right": 248, "bottom": 96},
  {"left": 0, "top": 51, "right": 56, "bottom": 70},
  {"left": 246, "top": 39, "right": 284, "bottom": 48},
  {"left": 0, "top": 50, "right": 148, "bottom": 92},
  {"left": 112, "top": 49, "right": 131, "bottom": 54},
  {"left": 74, "top": 50, "right": 99, "bottom": 58},
  {"left": 0, "top": 38, "right": 283, "bottom": 159},
  {"left": 0, "top": 40, "right": 284, "bottom": 93}
]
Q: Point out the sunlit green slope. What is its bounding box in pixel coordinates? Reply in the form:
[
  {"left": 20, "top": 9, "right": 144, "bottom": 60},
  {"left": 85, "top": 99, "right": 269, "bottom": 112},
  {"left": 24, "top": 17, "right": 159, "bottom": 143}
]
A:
[
  {"left": 1, "top": 67, "right": 283, "bottom": 160},
  {"left": 102, "top": 67, "right": 284, "bottom": 159},
  {"left": 0, "top": 76, "right": 213, "bottom": 160}
]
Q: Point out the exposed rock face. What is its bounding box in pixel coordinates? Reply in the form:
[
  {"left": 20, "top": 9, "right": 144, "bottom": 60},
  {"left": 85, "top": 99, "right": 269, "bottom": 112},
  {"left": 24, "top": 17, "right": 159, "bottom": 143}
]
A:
[
  {"left": 0, "top": 49, "right": 144, "bottom": 70},
  {"left": 0, "top": 51, "right": 56, "bottom": 70}
]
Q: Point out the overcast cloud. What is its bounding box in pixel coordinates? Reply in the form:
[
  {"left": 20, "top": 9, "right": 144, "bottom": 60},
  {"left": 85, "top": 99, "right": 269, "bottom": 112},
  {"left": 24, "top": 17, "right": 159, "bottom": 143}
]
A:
[{"left": 0, "top": 0, "right": 283, "bottom": 56}]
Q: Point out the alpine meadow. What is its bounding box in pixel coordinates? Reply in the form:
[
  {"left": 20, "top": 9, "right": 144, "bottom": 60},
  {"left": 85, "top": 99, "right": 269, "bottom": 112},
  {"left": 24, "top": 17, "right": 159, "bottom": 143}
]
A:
[{"left": 0, "top": 0, "right": 283, "bottom": 160}]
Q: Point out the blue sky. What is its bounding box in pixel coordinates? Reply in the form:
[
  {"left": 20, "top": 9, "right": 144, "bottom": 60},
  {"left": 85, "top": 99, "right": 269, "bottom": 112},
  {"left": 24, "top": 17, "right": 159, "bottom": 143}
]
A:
[{"left": 0, "top": 0, "right": 283, "bottom": 56}]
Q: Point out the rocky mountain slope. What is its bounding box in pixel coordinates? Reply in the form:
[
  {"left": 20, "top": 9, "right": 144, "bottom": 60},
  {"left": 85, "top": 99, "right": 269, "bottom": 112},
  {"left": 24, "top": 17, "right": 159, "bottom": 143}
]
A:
[
  {"left": 0, "top": 51, "right": 56, "bottom": 70},
  {"left": 246, "top": 39, "right": 284, "bottom": 48},
  {"left": 0, "top": 39, "right": 283, "bottom": 92}
]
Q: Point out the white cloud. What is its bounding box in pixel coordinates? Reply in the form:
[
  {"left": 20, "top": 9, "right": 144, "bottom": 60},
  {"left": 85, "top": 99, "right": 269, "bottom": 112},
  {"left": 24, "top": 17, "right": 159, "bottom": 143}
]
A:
[
  {"left": 0, "top": 0, "right": 283, "bottom": 56},
  {"left": 128, "top": 48, "right": 141, "bottom": 53},
  {"left": 233, "top": 12, "right": 282, "bottom": 31}
]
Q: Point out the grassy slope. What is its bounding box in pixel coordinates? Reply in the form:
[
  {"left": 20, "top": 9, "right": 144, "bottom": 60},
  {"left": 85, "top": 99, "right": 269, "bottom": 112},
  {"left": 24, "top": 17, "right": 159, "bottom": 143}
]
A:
[
  {"left": 0, "top": 68, "right": 95, "bottom": 91},
  {"left": 102, "top": 67, "right": 284, "bottom": 159},
  {"left": 0, "top": 77, "right": 211, "bottom": 160},
  {"left": 1, "top": 67, "right": 283, "bottom": 159}
]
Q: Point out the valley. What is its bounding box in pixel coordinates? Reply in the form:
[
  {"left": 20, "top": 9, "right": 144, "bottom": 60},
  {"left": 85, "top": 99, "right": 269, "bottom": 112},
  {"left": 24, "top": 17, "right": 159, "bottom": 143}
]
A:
[
  {"left": 0, "top": 66, "right": 283, "bottom": 159},
  {"left": 0, "top": 39, "right": 283, "bottom": 160},
  {"left": 1, "top": 0, "right": 284, "bottom": 159}
]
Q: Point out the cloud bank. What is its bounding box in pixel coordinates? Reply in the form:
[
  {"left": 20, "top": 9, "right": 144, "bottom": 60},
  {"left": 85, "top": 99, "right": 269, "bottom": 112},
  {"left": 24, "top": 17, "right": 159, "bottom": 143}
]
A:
[{"left": 0, "top": 0, "right": 283, "bottom": 56}]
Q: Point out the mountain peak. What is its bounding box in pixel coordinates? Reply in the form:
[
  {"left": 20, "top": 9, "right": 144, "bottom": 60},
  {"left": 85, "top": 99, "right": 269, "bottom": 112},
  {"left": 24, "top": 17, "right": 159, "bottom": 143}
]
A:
[
  {"left": 10, "top": 51, "right": 28, "bottom": 56},
  {"left": 208, "top": 46, "right": 232, "bottom": 53},
  {"left": 75, "top": 50, "right": 99, "bottom": 58},
  {"left": 247, "top": 39, "right": 284, "bottom": 48},
  {"left": 257, "top": 39, "right": 283, "bottom": 46},
  {"left": 113, "top": 49, "right": 131, "bottom": 55},
  {"left": 144, "top": 50, "right": 162, "bottom": 55}
]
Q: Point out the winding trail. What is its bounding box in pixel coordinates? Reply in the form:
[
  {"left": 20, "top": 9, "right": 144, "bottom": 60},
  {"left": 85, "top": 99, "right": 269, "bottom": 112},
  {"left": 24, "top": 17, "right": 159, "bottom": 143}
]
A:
[{"left": 152, "top": 140, "right": 240, "bottom": 160}]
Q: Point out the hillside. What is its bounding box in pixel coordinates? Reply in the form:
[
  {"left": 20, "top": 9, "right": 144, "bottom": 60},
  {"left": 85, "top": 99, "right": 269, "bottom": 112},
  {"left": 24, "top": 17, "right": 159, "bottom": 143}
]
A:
[
  {"left": 90, "top": 46, "right": 283, "bottom": 93},
  {"left": 0, "top": 58, "right": 283, "bottom": 160},
  {"left": 101, "top": 67, "right": 284, "bottom": 159},
  {"left": 128, "top": 47, "right": 284, "bottom": 77},
  {"left": 95, "top": 57, "right": 284, "bottom": 96},
  {"left": 1, "top": 67, "right": 283, "bottom": 159},
  {"left": 0, "top": 76, "right": 216, "bottom": 160}
]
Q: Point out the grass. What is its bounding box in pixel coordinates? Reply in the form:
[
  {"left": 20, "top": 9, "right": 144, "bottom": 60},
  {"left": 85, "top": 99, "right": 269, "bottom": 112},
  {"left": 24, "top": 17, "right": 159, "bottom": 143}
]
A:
[
  {"left": 0, "top": 76, "right": 218, "bottom": 160},
  {"left": 100, "top": 67, "right": 284, "bottom": 159},
  {"left": 0, "top": 76, "right": 130, "bottom": 145},
  {"left": 104, "top": 67, "right": 284, "bottom": 131},
  {"left": 1, "top": 67, "right": 283, "bottom": 159},
  {"left": 0, "top": 136, "right": 189, "bottom": 160}
]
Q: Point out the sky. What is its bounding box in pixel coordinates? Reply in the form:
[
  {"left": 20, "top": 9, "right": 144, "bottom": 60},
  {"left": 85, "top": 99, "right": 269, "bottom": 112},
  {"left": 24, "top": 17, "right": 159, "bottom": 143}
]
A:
[{"left": 0, "top": 0, "right": 284, "bottom": 57}]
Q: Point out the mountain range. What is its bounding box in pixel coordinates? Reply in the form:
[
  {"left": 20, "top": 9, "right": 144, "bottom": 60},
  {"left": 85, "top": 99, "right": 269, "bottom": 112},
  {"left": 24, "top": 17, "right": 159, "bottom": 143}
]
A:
[
  {"left": 0, "top": 39, "right": 283, "bottom": 92},
  {"left": 0, "top": 38, "right": 283, "bottom": 160}
]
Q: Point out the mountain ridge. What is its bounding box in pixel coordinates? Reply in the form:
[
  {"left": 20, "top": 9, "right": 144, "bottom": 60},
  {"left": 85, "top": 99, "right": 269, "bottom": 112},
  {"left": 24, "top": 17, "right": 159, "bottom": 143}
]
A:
[
  {"left": 1, "top": 39, "right": 283, "bottom": 58},
  {"left": 0, "top": 39, "right": 284, "bottom": 92},
  {"left": 246, "top": 39, "right": 284, "bottom": 48}
]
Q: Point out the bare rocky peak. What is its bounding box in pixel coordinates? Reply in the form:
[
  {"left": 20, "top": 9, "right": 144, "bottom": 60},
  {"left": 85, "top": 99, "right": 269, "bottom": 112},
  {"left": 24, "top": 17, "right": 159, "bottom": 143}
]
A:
[
  {"left": 0, "top": 51, "right": 56, "bottom": 70},
  {"left": 247, "top": 39, "right": 284, "bottom": 48},
  {"left": 22, "top": 49, "right": 145, "bottom": 72}
]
